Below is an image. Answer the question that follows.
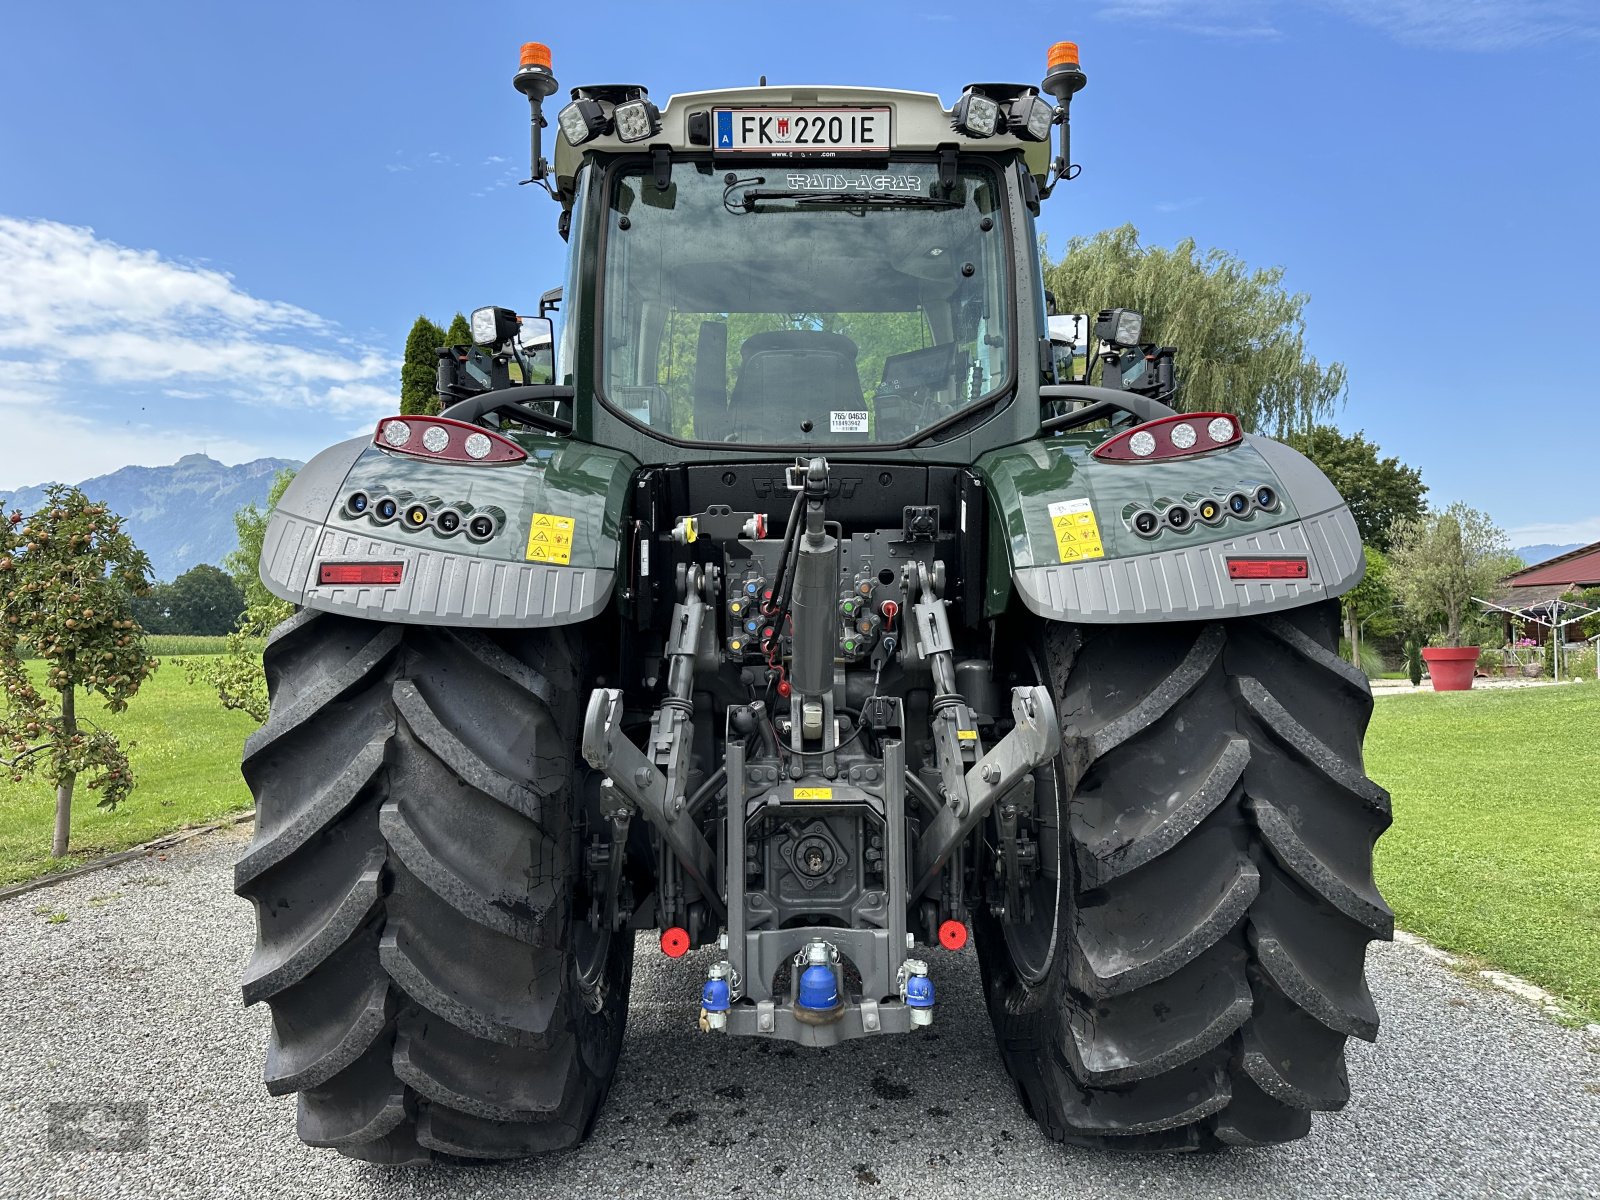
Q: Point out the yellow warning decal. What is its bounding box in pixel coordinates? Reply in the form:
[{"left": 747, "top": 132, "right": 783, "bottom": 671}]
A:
[
  {"left": 957, "top": 729, "right": 978, "bottom": 741},
  {"left": 794, "top": 787, "right": 834, "bottom": 801},
  {"left": 526, "top": 512, "right": 576, "bottom": 565},
  {"left": 1046, "top": 498, "right": 1105, "bottom": 563}
]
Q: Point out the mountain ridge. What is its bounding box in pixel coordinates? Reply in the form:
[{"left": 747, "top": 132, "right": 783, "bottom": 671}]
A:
[{"left": 0, "top": 454, "right": 302, "bottom": 582}]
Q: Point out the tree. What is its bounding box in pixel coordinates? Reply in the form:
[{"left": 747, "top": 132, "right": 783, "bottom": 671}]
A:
[
  {"left": 189, "top": 469, "right": 300, "bottom": 723},
  {"left": 400, "top": 314, "right": 446, "bottom": 416},
  {"left": 1285, "top": 426, "right": 1427, "bottom": 551},
  {"left": 0, "top": 487, "right": 158, "bottom": 856},
  {"left": 225, "top": 468, "right": 298, "bottom": 618},
  {"left": 1341, "top": 545, "right": 1397, "bottom": 669},
  {"left": 1043, "top": 225, "right": 1347, "bottom": 437},
  {"left": 163, "top": 564, "right": 245, "bottom": 635},
  {"left": 444, "top": 311, "right": 473, "bottom": 349},
  {"left": 1388, "top": 503, "right": 1513, "bottom": 648}
]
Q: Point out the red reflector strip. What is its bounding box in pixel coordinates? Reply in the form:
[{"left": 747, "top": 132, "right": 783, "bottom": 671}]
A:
[
  {"left": 318, "top": 562, "right": 404, "bottom": 586},
  {"left": 1227, "top": 558, "right": 1308, "bottom": 580}
]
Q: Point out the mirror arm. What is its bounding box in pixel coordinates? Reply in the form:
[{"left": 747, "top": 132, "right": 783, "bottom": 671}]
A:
[
  {"left": 444, "top": 385, "right": 575, "bottom": 435},
  {"left": 1038, "top": 384, "right": 1177, "bottom": 434}
]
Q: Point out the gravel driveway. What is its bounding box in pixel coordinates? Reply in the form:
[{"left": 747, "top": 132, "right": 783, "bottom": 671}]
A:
[{"left": 1, "top": 825, "right": 1597, "bottom": 1200}]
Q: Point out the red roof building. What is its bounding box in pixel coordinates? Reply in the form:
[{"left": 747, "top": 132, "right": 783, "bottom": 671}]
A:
[
  {"left": 1492, "top": 542, "right": 1600, "bottom": 646},
  {"left": 1503, "top": 542, "right": 1600, "bottom": 590}
]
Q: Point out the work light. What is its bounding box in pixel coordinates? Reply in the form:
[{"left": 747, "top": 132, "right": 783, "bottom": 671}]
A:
[
  {"left": 558, "top": 96, "right": 607, "bottom": 144},
  {"left": 951, "top": 88, "right": 1000, "bottom": 137},
  {"left": 613, "top": 96, "right": 660, "bottom": 143}
]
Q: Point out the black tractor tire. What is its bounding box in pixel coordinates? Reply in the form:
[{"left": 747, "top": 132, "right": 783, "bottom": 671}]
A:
[
  {"left": 236, "top": 611, "right": 633, "bottom": 1164},
  {"left": 974, "top": 600, "right": 1391, "bottom": 1151}
]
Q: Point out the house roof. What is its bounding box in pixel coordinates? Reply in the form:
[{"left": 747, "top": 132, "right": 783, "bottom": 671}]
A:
[
  {"left": 1503, "top": 541, "right": 1600, "bottom": 588},
  {"left": 1488, "top": 582, "right": 1577, "bottom": 614}
]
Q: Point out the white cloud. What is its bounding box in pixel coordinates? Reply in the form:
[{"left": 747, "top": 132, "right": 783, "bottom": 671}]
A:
[
  {"left": 1507, "top": 517, "right": 1600, "bottom": 548},
  {"left": 1095, "top": 1, "right": 1597, "bottom": 48},
  {"left": 0, "top": 215, "right": 397, "bottom": 487},
  {"left": 1323, "top": 1, "right": 1598, "bottom": 50},
  {"left": 1097, "top": 0, "right": 1281, "bottom": 38},
  {"left": 4, "top": 409, "right": 272, "bottom": 490}
]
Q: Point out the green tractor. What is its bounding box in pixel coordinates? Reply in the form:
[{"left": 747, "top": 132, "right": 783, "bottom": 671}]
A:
[{"left": 237, "top": 39, "right": 1388, "bottom": 1163}]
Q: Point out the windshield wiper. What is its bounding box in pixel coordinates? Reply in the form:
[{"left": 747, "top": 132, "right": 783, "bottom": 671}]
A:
[{"left": 724, "top": 187, "right": 959, "bottom": 214}]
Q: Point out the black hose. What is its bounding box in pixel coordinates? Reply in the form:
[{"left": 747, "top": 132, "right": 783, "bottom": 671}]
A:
[
  {"left": 685, "top": 765, "right": 728, "bottom": 818},
  {"left": 905, "top": 770, "right": 943, "bottom": 816}
]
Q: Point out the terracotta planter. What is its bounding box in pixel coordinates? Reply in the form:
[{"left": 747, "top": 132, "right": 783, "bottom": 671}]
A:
[{"left": 1421, "top": 646, "right": 1480, "bottom": 692}]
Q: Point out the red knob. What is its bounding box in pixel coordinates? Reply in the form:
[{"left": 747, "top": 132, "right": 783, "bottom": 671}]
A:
[
  {"left": 938, "top": 920, "right": 968, "bottom": 951},
  {"left": 880, "top": 599, "right": 899, "bottom": 627}
]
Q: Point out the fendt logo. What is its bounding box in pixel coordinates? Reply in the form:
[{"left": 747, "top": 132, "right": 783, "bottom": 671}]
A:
[{"left": 751, "top": 474, "right": 862, "bottom": 499}]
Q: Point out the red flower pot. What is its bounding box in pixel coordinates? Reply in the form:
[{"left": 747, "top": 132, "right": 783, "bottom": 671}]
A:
[{"left": 1421, "top": 646, "right": 1481, "bottom": 692}]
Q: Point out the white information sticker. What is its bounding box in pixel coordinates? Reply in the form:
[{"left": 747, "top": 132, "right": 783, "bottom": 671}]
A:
[{"left": 830, "top": 410, "right": 870, "bottom": 434}]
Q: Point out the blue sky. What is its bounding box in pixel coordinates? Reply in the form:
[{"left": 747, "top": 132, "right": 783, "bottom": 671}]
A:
[{"left": 1, "top": 1, "right": 1596, "bottom": 547}]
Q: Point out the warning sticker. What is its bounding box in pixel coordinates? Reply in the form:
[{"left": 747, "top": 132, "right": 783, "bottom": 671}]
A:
[
  {"left": 525, "top": 512, "right": 576, "bottom": 565},
  {"left": 1046, "top": 498, "right": 1106, "bottom": 563},
  {"left": 830, "top": 410, "right": 869, "bottom": 434},
  {"left": 794, "top": 787, "right": 834, "bottom": 801}
]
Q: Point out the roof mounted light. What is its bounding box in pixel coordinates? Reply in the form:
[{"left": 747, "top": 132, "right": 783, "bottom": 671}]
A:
[
  {"left": 1095, "top": 308, "right": 1144, "bottom": 348},
  {"left": 951, "top": 87, "right": 1000, "bottom": 137},
  {"left": 470, "top": 305, "right": 520, "bottom": 348},
  {"left": 558, "top": 95, "right": 607, "bottom": 145},
  {"left": 613, "top": 94, "right": 660, "bottom": 143},
  {"left": 1008, "top": 91, "right": 1055, "bottom": 141}
]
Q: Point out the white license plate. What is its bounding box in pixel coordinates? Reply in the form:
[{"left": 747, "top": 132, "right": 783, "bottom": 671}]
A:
[{"left": 713, "top": 107, "right": 891, "bottom": 155}]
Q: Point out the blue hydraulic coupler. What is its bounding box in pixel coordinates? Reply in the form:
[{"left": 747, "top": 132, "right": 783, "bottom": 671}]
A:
[
  {"left": 797, "top": 963, "right": 840, "bottom": 1011},
  {"left": 902, "top": 959, "right": 935, "bottom": 1026},
  {"left": 702, "top": 977, "right": 731, "bottom": 1013}
]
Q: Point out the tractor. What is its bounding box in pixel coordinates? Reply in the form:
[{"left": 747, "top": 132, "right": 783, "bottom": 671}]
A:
[{"left": 237, "top": 39, "right": 1389, "bottom": 1163}]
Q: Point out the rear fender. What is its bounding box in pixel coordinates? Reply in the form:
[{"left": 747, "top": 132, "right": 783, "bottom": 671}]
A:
[
  {"left": 976, "top": 432, "right": 1364, "bottom": 623},
  {"left": 259, "top": 435, "right": 637, "bottom": 627}
]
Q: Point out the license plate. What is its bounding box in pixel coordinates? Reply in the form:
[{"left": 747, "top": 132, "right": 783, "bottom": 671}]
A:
[{"left": 713, "top": 107, "right": 891, "bottom": 155}]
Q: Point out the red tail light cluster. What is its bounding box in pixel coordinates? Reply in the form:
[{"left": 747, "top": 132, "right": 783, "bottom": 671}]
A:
[
  {"left": 373, "top": 415, "right": 525, "bottom": 464},
  {"left": 1093, "top": 412, "right": 1242, "bottom": 463}
]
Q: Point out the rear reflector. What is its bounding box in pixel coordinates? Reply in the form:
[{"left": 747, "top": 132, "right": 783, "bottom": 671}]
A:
[
  {"left": 660, "top": 927, "right": 691, "bottom": 958},
  {"left": 1227, "top": 558, "right": 1308, "bottom": 580},
  {"left": 318, "top": 562, "right": 404, "bottom": 586}
]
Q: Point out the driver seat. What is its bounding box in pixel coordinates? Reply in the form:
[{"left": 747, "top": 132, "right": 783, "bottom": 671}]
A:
[{"left": 729, "top": 330, "right": 864, "bottom": 441}]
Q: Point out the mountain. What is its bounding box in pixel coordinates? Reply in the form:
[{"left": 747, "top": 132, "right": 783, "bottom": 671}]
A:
[
  {"left": 1512, "top": 543, "right": 1586, "bottom": 568},
  {"left": 0, "top": 454, "right": 302, "bottom": 582}
]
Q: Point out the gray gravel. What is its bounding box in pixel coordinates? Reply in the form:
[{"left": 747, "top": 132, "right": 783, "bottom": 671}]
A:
[{"left": 1, "top": 826, "right": 1597, "bottom": 1200}]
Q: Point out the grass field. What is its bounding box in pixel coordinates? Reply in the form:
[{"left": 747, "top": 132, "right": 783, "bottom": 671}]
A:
[
  {"left": 1367, "top": 682, "right": 1600, "bottom": 1024},
  {"left": 144, "top": 634, "right": 264, "bottom": 656},
  {"left": 0, "top": 660, "right": 257, "bottom": 887}
]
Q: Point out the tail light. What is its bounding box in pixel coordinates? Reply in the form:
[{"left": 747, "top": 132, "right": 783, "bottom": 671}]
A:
[
  {"left": 374, "top": 416, "right": 526, "bottom": 464},
  {"left": 1093, "top": 412, "right": 1241, "bottom": 463}
]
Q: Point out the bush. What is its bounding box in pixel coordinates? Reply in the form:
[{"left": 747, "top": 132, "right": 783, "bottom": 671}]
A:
[
  {"left": 1563, "top": 644, "right": 1597, "bottom": 681},
  {"left": 1404, "top": 637, "right": 1423, "bottom": 686},
  {"left": 1476, "top": 648, "right": 1505, "bottom": 676}
]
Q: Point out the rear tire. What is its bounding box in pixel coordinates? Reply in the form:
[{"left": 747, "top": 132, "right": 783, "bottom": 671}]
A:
[
  {"left": 237, "top": 611, "right": 632, "bottom": 1163},
  {"left": 974, "top": 601, "right": 1390, "bottom": 1151}
]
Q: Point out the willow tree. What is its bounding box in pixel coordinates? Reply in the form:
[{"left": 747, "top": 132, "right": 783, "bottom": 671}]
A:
[{"left": 1043, "top": 224, "right": 1347, "bottom": 436}]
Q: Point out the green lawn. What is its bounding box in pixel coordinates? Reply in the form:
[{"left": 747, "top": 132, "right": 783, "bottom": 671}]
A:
[
  {"left": 0, "top": 660, "right": 257, "bottom": 887},
  {"left": 1368, "top": 682, "right": 1600, "bottom": 1024}
]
